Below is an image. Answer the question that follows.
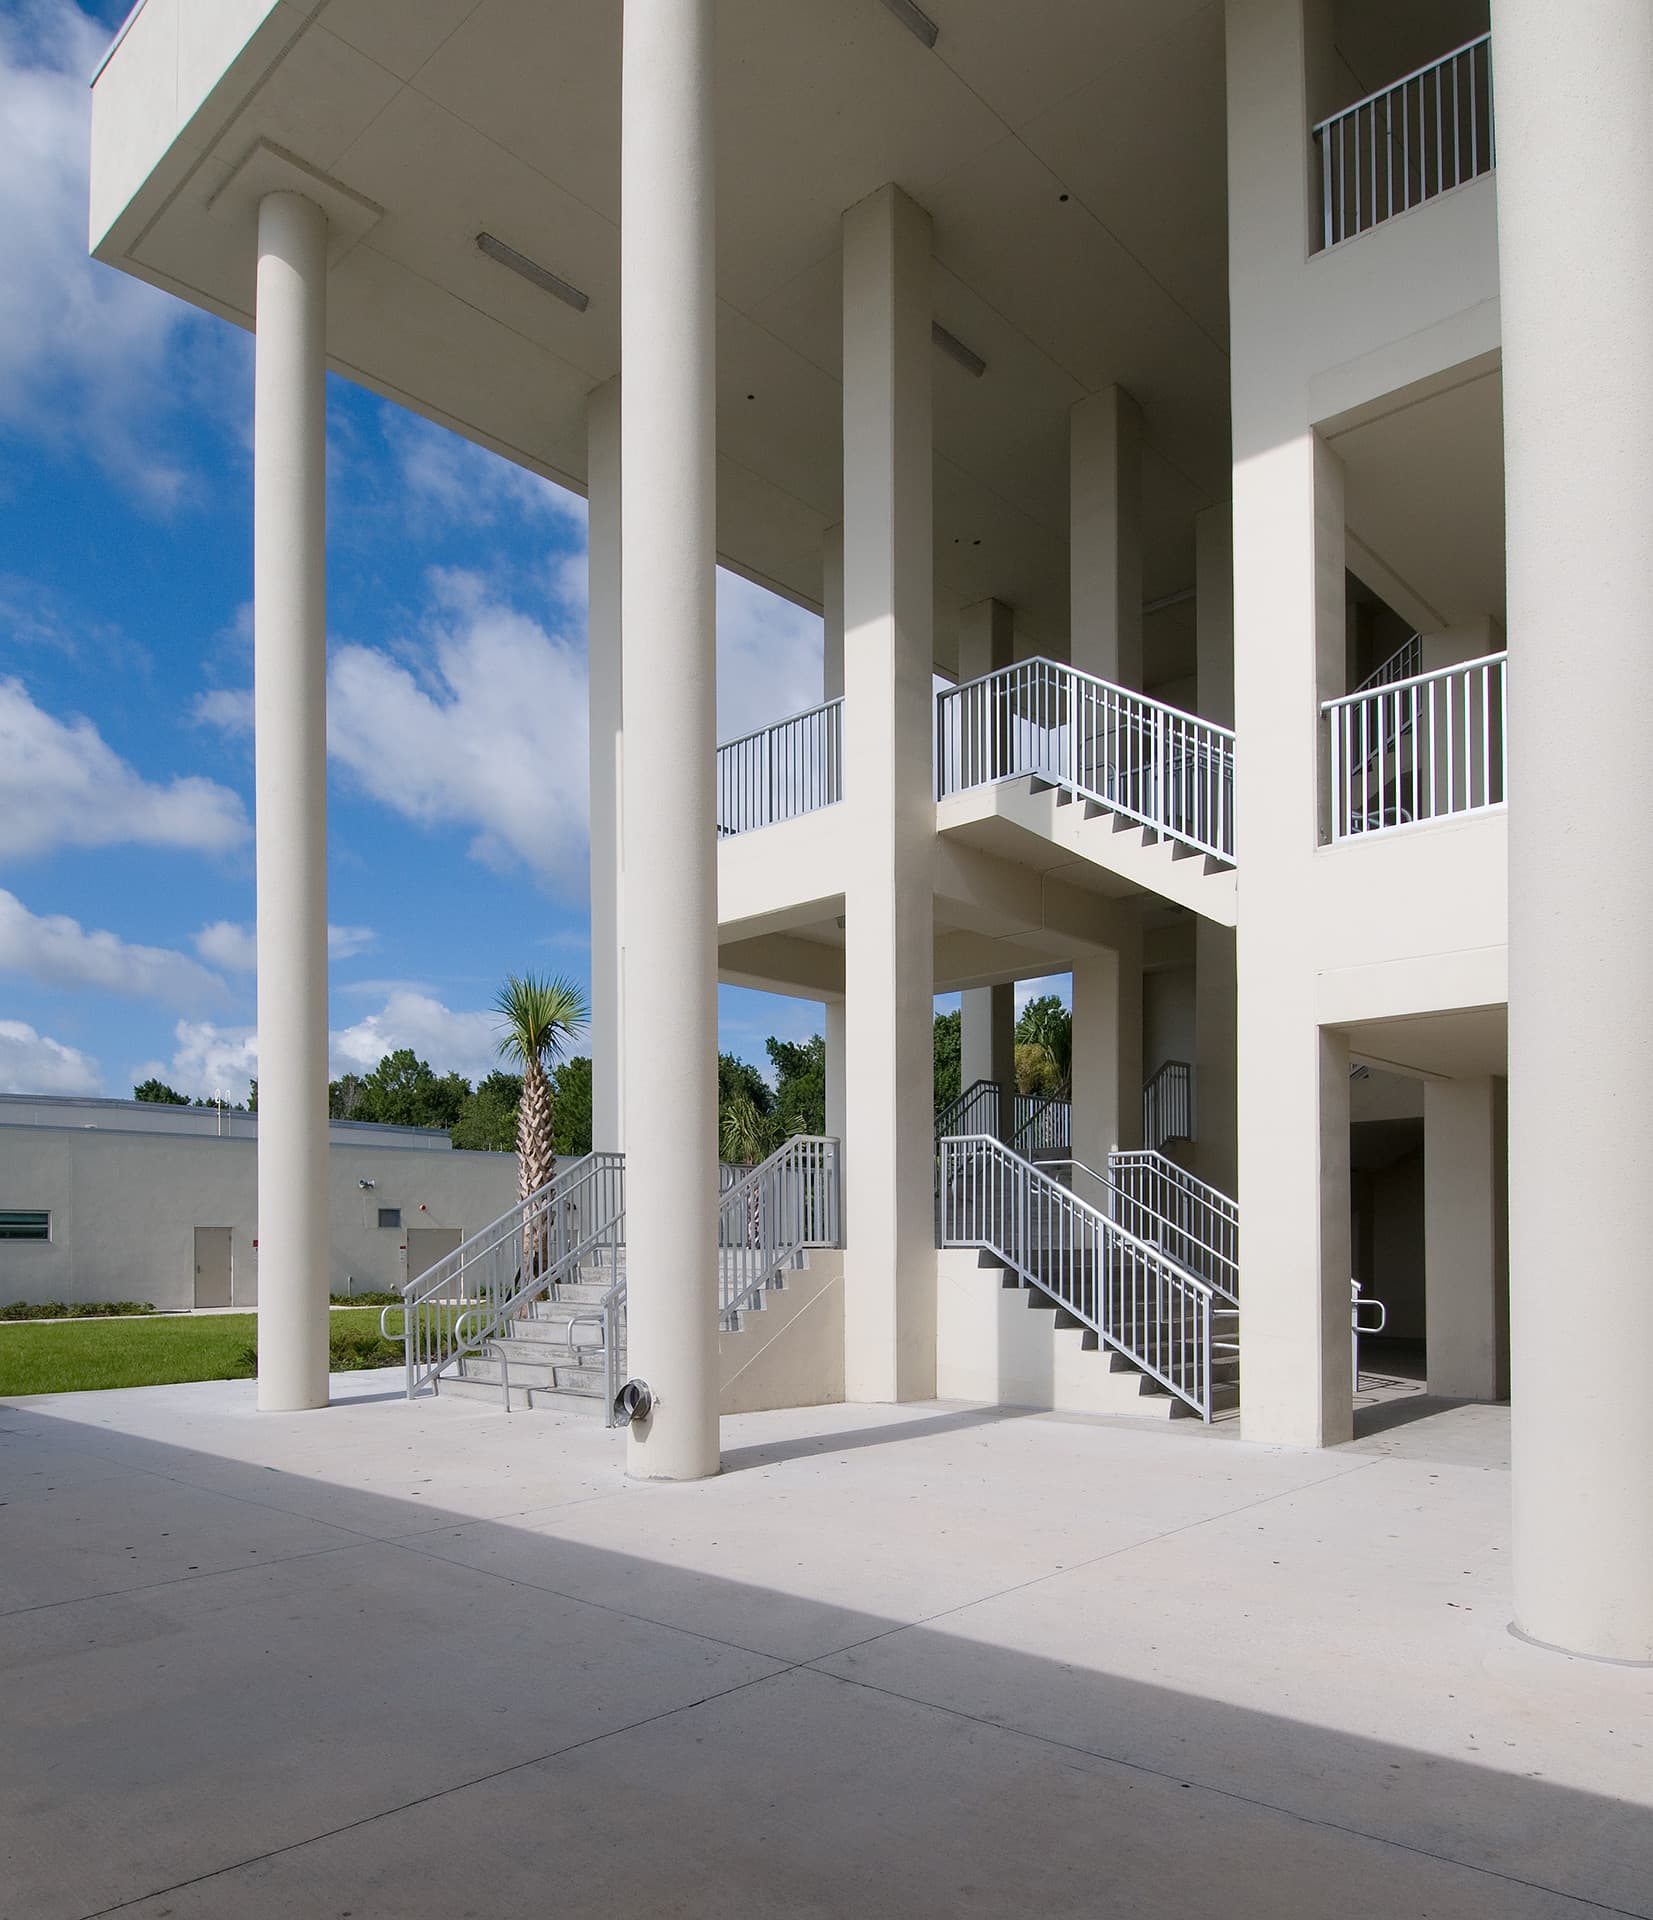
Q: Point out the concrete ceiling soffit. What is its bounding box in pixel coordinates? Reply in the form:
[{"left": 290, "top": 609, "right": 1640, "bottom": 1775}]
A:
[{"left": 207, "top": 139, "right": 385, "bottom": 267}]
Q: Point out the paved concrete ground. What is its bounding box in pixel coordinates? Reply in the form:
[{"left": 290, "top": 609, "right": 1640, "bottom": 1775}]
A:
[{"left": 1, "top": 1377, "right": 1647, "bottom": 1919}]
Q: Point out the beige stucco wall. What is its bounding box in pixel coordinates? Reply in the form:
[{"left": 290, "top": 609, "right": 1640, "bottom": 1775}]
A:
[
  {"left": 0, "top": 1126, "right": 519, "bottom": 1311},
  {"left": 718, "top": 1251, "right": 845, "bottom": 1415}
]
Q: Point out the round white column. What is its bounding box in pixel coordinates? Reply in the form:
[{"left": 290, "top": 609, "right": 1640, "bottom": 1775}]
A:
[
  {"left": 619, "top": 0, "right": 720, "bottom": 1478},
  {"left": 1495, "top": 0, "right": 1653, "bottom": 1660},
  {"left": 253, "top": 190, "right": 331, "bottom": 1413}
]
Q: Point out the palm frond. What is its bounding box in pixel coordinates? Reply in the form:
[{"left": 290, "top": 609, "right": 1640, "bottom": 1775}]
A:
[{"left": 493, "top": 972, "right": 589, "bottom": 1072}]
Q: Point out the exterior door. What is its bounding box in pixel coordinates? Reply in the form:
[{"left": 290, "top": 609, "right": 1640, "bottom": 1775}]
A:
[
  {"left": 193, "top": 1226, "right": 233, "bottom": 1308},
  {"left": 405, "top": 1227, "right": 462, "bottom": 1288}
]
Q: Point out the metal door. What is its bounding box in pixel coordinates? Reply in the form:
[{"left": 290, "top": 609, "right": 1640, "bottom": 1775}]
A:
[{"left": 193, "top": 1226, "right": 233, "bottom": 1308}]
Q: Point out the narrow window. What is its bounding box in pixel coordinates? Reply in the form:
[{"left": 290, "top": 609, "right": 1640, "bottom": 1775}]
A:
[
  {"left": 377, "top": 1207, "right": 402, "bottom": 1230},
  {"left": 0, "top": 1211, "right": 51, "bottom": 1241}
]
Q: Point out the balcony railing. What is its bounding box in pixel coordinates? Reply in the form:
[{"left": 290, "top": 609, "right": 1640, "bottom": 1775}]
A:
[
  {"left": 1313, "top": 32, "right": 1494, "bottom": 250},
  {"left": 1323, "top": 650, "right": 1507, "bottom": 842},
  {"left": 936, "top": 658, "right": 1236, "bottom": 865},
  {"left": 716, "top": 697, "right": 843, "bottom": 838}
]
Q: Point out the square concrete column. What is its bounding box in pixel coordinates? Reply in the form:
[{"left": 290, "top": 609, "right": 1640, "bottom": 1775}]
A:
[
  {"left": 587, "top": 377, "right": 624, "bottom": 1152},
  {"left": 960, "top": 984, "right": 1015, "bottom": 1141},
  {"left": 1193, "top": 502, "right": 1237, "bottom": 1195},
  {"left": 822, "top": 522, "right": 845, "bottom": 700},
  {"left": 1495, "top": 0, "right": 1653, "bottom": 1658},
  {"left": 821, "top": 524, "right": 846, "bottom": 1156},
  {"left": 1072, "top": 930, "right": 1143, "bottom": 1166},
  {"left": 841, "top": 183, "right": 935, "bottom": 1403},
  {"left": 1233, "top": 428, "right": 1353, "bottom": 1448},
  {"left": 253, "top": 189, "right": 331, "bottom": 1413},
  {"left": 1423, "top": 1077, "right": 1507, "bottom": 1402},
  {"left": 1070, "top": 386, "right": 1143, "bottom": 688},
  {"left": 618, "top": 0, "right": 719, "bottom": 1478}
]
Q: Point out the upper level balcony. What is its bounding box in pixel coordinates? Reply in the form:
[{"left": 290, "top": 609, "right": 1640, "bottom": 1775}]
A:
[
  {"left": 1313, "top": 31, "right": 1494, "bottom": 251},
  {"left": 1322, "top": 642, "right": 1506, "bottom": 842}
]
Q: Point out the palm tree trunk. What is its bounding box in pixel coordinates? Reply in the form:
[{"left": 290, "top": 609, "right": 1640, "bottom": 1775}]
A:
[{"left": 518, "top": 1058, "right": 555, "bottom": 1278}]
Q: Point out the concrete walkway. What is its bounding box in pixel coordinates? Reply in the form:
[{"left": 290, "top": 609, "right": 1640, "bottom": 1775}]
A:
[{"left": 0, "top": 1378, "right": 1646, "bottom": 1918}]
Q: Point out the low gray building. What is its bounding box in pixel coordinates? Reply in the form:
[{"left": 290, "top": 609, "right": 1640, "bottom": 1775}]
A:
[{"left": 0, "top": 1095, "right": 519, "bottom": 1311}]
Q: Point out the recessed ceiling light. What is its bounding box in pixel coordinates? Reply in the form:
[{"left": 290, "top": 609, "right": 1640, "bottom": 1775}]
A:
[
  {"left": 879, "top": 0, "right": 939, "bottom": 50},
  {"left": 931, "top": 321, "right": 985, "bottom": 378},
  {"left": 475, "top": 231, "right": 589, "bottom": 312}
]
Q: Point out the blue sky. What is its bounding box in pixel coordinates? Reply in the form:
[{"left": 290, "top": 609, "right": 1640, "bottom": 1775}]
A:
[{"left": 0, "top": 0, "right": 840, "bottom": 1102}]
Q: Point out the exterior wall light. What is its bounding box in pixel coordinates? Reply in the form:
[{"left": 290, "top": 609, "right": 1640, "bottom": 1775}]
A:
[
  {"left": 475, "top": 231, "right": 590, "bottom": 312},
  {"left": 880, "top": 0, "right": 939, "bottom": 49}
]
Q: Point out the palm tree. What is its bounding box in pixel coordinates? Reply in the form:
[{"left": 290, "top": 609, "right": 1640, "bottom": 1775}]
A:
[
  {"left": 720, "top": 1092, "right": 781, "bottom": 1248},
  {"left": 494, "top": 973, "right": 589, "bottom": 1274}
]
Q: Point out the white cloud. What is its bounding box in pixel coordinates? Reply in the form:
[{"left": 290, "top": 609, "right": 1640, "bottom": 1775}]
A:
[
  {"left": 168, "top": 1019, "right": 258, "bottom": 1104},
  {"left": 155, "top": 989, "right": 505, "bottom": 1104},
  {"left": 193, "top": 920, "right": 257, "bottom": 972},
  {"left": 0, "top": 677, "right": 249, "bottom": 861},
  {"left": 191, "top": 687, "right": 254, "bottom": 735},
  {"left": 716, "top": 571, "right": 824, "bottom": 743},
  {"left": 193, "top": 920, "right": 376, "bottom": 971},
  {"left": 0, "top": 1018, "right": 100, "bottom": 1094},
  {"left": 0, "top": 889, "right": 225, "bottom": 1005},
  {"left": 0, "top": 4, "right": 208, "bottom": 506},
  {"left": 327, "top": 571, "right": 589, "bottom": 890},
  {"left": 393, "top": 415, "right": 588, "bottom": 534},
  {"left": 327, "top": 923, "right": 376, "bottom": 960},
  {"left": 330, "top": 990, "right": 501, "bottom": 1085}
]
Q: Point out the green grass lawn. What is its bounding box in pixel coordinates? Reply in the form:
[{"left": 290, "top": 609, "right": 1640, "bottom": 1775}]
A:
[{"left": 0, "top": 1309, "right": 401, "bottom": 1397}]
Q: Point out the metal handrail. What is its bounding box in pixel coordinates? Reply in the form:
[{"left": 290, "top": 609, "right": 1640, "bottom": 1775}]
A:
[
  {"left": 936, "top": 657, "right": 1236, "bottom": 864},
  {"left": 1142, "top": 1059, "right": 1195, "bottom": 1152},
  {"left": 716, "top": 697, "right": 843, "bottom": 838},
  {"left": 1353, "top": 633, "right": 1422, "bottom": 694},
  {"left": 1313, "top": 32, "right": 1494, "bottom": 250},
  {"left": 1310, "top": 33, "right": 1494, "bottom": 137},
  {"left": 394, "top": 1152, "right": 625, "bottom": 1398},
  {"left": 935, "top": 1079, "right": 1002, "bottom": 1141},
  {"left": 938, "top": 1133, "right": 1215, "bottom": 1419},
  {"left": 1106, "top": 1148, "right": 1238, "bottom": 1304},
  {"left": 1011, "top": 1089, "right": 1071, "bottom": 1153},
  {"left": 715, "top": 1134, "right": 842, "bottom": 1325},
  {"left": 1323, "top": 650, "right": 1507, "bottom": 841}
]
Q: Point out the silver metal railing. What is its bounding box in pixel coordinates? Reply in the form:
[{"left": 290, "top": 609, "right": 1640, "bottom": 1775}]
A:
[
  {"left": 385, "top": 1153, "right": 626, "bottom": 1399},
  {"left": 1314, "top": 32, "right": 1494, "bottom": 250},
  {"left": 716, "top": 1135, "right": 842, "bottom": 1325},
  {"left": 1142, "top": 1059, "right": 1195, "bottom": 1153},
  {"left": 1105, "top": 1149, "right": 1238, "bottom": 1304},
  {"left": 1323, "top": 650, "right": 1507, "bottom": 841},
  {"left": 1354, "top": 633, "right": 1422, "bottom": 694},
  {"left": 936, "top": 658, "right": 1236, "bottom": 864},
  {"left": 1011, "top": 1090, "right": 1070, "bottom": 1154},
  {"left": 935, "top": 1079, "right": 1002, "bottom": 1142},
  {"left": 939, "top": 1134, "right": 1216, "bottom": 1419},
  {"left": 716, "top": 698, "right": 843, "bottom": 838}
]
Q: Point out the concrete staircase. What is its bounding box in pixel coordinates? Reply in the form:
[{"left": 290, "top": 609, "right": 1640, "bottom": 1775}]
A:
[
  {"left": 442, "top": 1252, "right": 624, "bottom": 1411},
  {"left": 937, "top": 774, "right": 1237, "bottom": 926}
]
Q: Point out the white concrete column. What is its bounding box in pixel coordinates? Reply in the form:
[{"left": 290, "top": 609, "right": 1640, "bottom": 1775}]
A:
[
  {"left": 1193, "top": 502, "right": 1237, "bottom": 1194},
  {"left": 822, "top": 523, "right": 845, "bottom": 700},
  {"left": 1225, "top": 0, "right": 1355, "bottom": 1447},
  {"left": 253, "top": 190, "right": 330, "bottom": 1413},
  {"left": 824, "top": 999, "right": 847, "bottom": 1146},
  {"left": 1233, "top": 429, "right": 1353, "bottom": 1448},
  {"left": 1070, "top": 386, "right": 1143, "bottom": 687},
  {"left": 821, "top": 526, "right": 846, "bottom": 1151},
  {"left": 1424, "top": 1077, "right": 1506, "bottom": 1402},
  {"left": 960, "top": 983, "right": 1015, "bottom": 1139},
  {"left": 1494, "top": 0, "right": 1653, "bottom": 1661},
  {"left": 619, "top": 0, "right": 719, "bottom": 1478},
  {"left": 1072, "top": 933, "right": 1143, "bottom": 1165},
  {"left": 841, "top": 182, "right": 935, "bottom": 1402},
  {"left": 587, "top": 377, "right": 624, "bottom": 1152}
]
